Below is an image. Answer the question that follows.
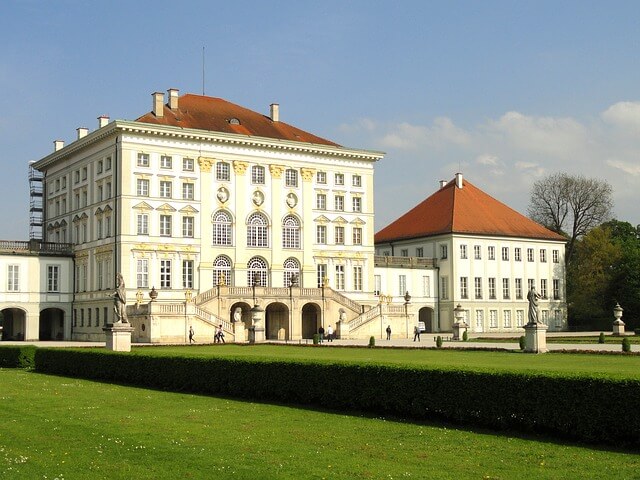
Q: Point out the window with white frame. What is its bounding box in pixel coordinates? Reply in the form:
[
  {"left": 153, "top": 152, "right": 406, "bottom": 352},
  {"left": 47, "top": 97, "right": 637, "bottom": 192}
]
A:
[
  {"left": 137, "top": 178, "right": 149, "bottom": 197},
  {"left": 353, "top": 227, "right": 362, "bottom": 245},
  {"left": 251, "top": 165, "right": 265, "bottom": 184},
  {"left": 440, "top": 245, "right": 448, "bottom": 259},
  {"left": 540, "top": 249, "right": 547, "bottom": 263},
  {"left": 488, "top": 277, "right": 496, "bottom": 299},
  {"left": 285, "top": 169, "right": 298, "bottom": 187},
  {"left": 515, "top": 278, "right": 523, "bottom": 299},
  {"left": 316, "top": 225, "right": 327, "bottom": 244},
  {"left": 488, "top": 246, "right": 495, "bottom": 260},
  {"left": 352, "top": 197, "right": 362, "bottom": 212},
  {"left": 440, "top": 276, "right": 449, "bottom": 299},
  {"left": 528, "top": 278, "right": 535, "bottom": 293},
  {"left": 183, "top": 260, "right": 194, "bottom": 289},
  {"left": 501, "top": 247, "right": 509, "bottom": 261},
  {"left": 213, "top": 256, "right": 232, "bottom": 286},
  {"left": 335, "top": 195, "right": 344, "bottom": 211},
  {"left": 282, "top": 215, "right": 300, "bottom": 249},
  {"left": 335, "top": 265, "right": 345, "bottom": 290},
  {"left": 474, "top": 277, "right": 482, "bottom": 299},
  {"left": 540, "top": 279, "right": 548, "bottom": 298},
  {"left": 7, "top": 265, "right": 19, "bottom": 292},
  {"left": 460, "top": 276, "right": 468, "bottom": 299},
  {"left": 136, "top": 259, "right": 148, "bottom": 288},
  {"left": 516, "top": 310, "right": 525, "bottom": 327},
  {"left": 160, "top": 155, "right": 172, "bottom": 169},
  {"left": 316, "top": 171, "right": 326, "bottom": 184},
  {"left": 183, "top": 158, "right": 194, "bottom": 171},
  {"left": 137, "top": 214, "right": 149, "bottom": 235},
  {"left": 212, "top": 211, "right": 232, "bottom": 246},
  {"left": 475, "top": 310, "right": 484, "bottom": 330},
  {"left": 283, "top": 258, "right": 300, "bottom": 287},
  {"left": 317, "top": 264, "right": 327, "bottom": 287},
  {"left": 182, "top": 216, "right": 194, "bottom": 238},
  {"left": 514, "top": 247, "right": 521, "bottom": 261},
  {"left": 502, "top": 278, "right": 510, "bottom": 299},
  {"left": 541, "top": 310, "right": 549, "bottom": 325},
  {"left": 416, "top": 247, "right": 424, "bottom": 257},
  {"left": 247, "top": 257, "right": 268, "bottom": 287},
  {"left": 160, "top": 260, "right": 171, "bottom": 288},
  {"left": 374, "top": 275, "right": 382, "bottom": 295},
  {"left": 335, "top": 173, "right": 344, "bottom": 185},
  {"left": 398, "top": 274, "right": 406, "bottom": 296},
  {"left": 106, "top": 157, "right": 111, "bottom": 170},
  {"left": 553, "top": 279, "right": 560, "bottom": 299},
  {"left": 504, "top": 310, "right": 512, "bottom": 328},
  {"left": 97, "top": 218, "right": 102, "bottom": 239},
  {"left": 160, "top": 215, "right": 172, "bottom": 236},
  {"left": 489, "top": 310, "right": 498, "bottom": 328},
  {"left": 527, "top": 248, "right": 534, "bottom": 262},
  {"left": 247, "top": 212, "right": 268, "bottom": 247},
  {"left": 474, "top": 245, "right": 481, "bottom": 259},
  {"left": 553, "top": 249, "right": 559, "bottom": 263},
  {"left": 335, "top": 226, "right": 345, "bottom": 245},
  {"left": 353, "top": 266, "right": 363, "bottom": 291},
  {"left": 182, "top": 182, "right": 194, "bottom": 200},
  {"left": 47, "top": 265, "right": 60, "bottom": 292},
  {"left": 160, "top": 180, "right": 172, "bottom": 198},
  {"left": 216, "top": 162, "right": 230, "bottom": 181},
  {"left": 352, "top": 174, "right": 362, "bottom": 187},
  {"left": 460, "top": 245, "right": 467, "bottom": 259},
  {"left": 316, "top": 194, "right": 326, "bottom": 210}
]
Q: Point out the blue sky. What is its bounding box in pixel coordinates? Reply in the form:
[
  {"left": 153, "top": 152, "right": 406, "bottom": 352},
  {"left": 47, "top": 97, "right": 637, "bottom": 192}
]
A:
[{"left": 1, "top": 1, "right": 639, "bottom": 239}]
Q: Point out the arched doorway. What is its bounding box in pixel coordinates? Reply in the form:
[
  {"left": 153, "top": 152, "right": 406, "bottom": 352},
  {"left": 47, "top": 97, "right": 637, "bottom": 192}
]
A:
[
  {"left": 301, "top": 303, "right": 321, "bottom": 339},
  {"left": 265, "top": 302, "right": 289, "bottom": 340},
  {"left": 419, "top": 307, "right": 434, "bottom": 333},
  {"left": 1, "top": 308, "right": 27, "bottom": 341},
  {"left": 230, "top": 302, "right": 252, "bottom": 341},
  {"left": 39, "top": 308, "right": 65, "bottom": 340}
]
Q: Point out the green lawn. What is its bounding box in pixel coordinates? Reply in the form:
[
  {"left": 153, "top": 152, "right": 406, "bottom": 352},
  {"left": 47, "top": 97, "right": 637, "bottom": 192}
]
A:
[
  {"left": 128, "top": 344, "right": 640, "bottom": 379},
  {"left": 474, "top": 335, "right": 640, "bottom": 345},
  {"left": 1, "top": 368, "right": 638, "bottom": 480}
]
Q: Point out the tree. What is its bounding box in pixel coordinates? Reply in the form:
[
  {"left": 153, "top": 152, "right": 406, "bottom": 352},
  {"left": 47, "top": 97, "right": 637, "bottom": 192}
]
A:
[{"left": 528, "top": 173, "right": 613, "bottom": 263}]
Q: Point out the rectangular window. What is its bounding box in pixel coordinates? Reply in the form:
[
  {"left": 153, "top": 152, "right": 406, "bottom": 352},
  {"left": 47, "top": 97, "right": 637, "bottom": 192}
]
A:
[
  {"left": 106, "top": 182, "right": 111, "bottom": 198},
  {"left": 82, "top": 167, "right": 87, "bottom": 180},
  {"left": 160, "top": 155, "right": 172, "bottom": 169},
  {"left": 182, "top": 216, "right": 194, "bottom": 238},
  {"left": 160, "top": 180, "right": 172, "bottom": 198},
  {"left": 553, "top": 279, "right": 560, "bottom": 299},
  {"left": 553, "top": 249, "right": 559, "bottom": 263},
  {"left": 488, "top": 246, "right": 495, "bottom": 260},
  {"left": 251, "top": 165, "right": 265, "bottom": 184},
  {"left": 416, "top": 247, "right": 424, "bottom": 257},
  {"left": 440, "top": 276, "right": 449, "bottom": 300},
  {"left": 353, "top": 266, "right": 363, "bottom": 291},
  {"left": 554, "top": 310, "right": 562, "bottom": 328},
  {"left": 183, "top": 260, "right": 194, "bottom": 289},
  {"left": 374, "top": 275, "right": 382, "bottom": 295},
  {"left": 504, "top": 310, "right": 512, "bottom": 328},
  {"left": 47, "top": 265, "right": 60, "bottom": 292},
  {"left": 352, "top": 197, "right": 362, "bottom": 212},
  {"left": 514, "top": 247, "right": 521, "bottom": 261},
  {"left": 528, "top": 278, "right": 535, "bottom": 293},
  {"left": 515, "top": 278, "right": 523, "bottom": 299},
  {"left": 335, "top": 226, "right": 345, "bottom": 245},
  {"left": 216, "top": 162, "right": 230, "bottom": 181},
  {"left": 335, "top": 265, "right": 345, "bottom": 290},
  {"left": 460, "top": 277, "right": 468, "bottom": 299},
  {"left": 540, "top": 279, "right": 548, "bottom": 298},
  {"left": 516, "top": 310, "right": 525, "bottom": 327},
  {"left": 527, "top": 248, "right": 534, "bottom": 262},
  {"left": 335, "top": 195, "right": 344, "bottom": 211},
  {"left": 160, "top": 260, "right": 171, "bottom": 288},
  {"left": 160, "top": 215, "right": 172, "bottom": 237},
  {"left": 182, "top": 182, "right": 194, "bottom": 200},
  {"left": 183, "top": 158, "right": 194, "bottom": 171},
  {"left": 440, "top": 245, "right": 448, "bottom": 259},
  {"left": 400, "top": 249, "right": 408, "bottom": 257},
  {"left": 316, "top": 225, "right": 327, "bottom": 244},
  {"left": 7, "top": 265, "right": 19, "bottom": 291},
  {"left": 474, "top": 245, "right": 481, "bottom": 260},
  {"left": 488, "top": 278, "right": 496, "bottom": 299},
  {"left": 97, "top": 261, "right": 103, "bottom": 290},
  {"left": 474, "top": 277, "right": 482, "bottom": 299},
  {"left": 137, "top": 153, "right": 149, "bottom": 167},
  {"left": 540, "top": 249, "right": 547, "bottom": 263},
  {"left": 460, "top": 245, "right": 467, "bottom": 259},
  {"left": 106, "top": 157, "right": 111, "bottom": 170},
  {"left": 317, "top": 264, "right": 327, "bottom": 288},
  {"left": 399, "top": 275, "right": 407, "bottom": 296},
  {"left": 335, "top": 173, "right": 344, "bottom": 185},
  {"left": 316, "top": 194, "right": 326, "bottom": 210},
  {"left": 502, "top": 278, "right": 510, "bottom": 299},
  {"left": 541, "top": 310, "right": 549, "bottom": 325},
  {"left": 97, "top": 219, "right": 102, "bottom": 239},
  {"left": 489, "top": 310, "right": 498, "bottom": 328},
  {"left": 137, "top": 214, "right": 149, "bottom": 235},
  {"left": 137, "top": 259, "right": 149, "bottom": 288},
  {"left": 501, "top": 247, "right": 509, "bottom": 261},
  {"left": 352, "top": 227, "right": 362, "bottom": 245},
  {"left": 316, "top": 171, "right": 326, "bottom": 184},
  {"left": 97, "top": 161, "right": 103, "bottom": 174},
  {"left": 285, "top": 169, "right": 298, "bottom": 187},
  {"left": 137, "top": 179, "right": 149, "bottom": 197},
  {"left": 352, "top": 175, "right": 362, "bottom": 187},
  {"left": 475, "top": 310, "right": 484, "bottom": 330}
]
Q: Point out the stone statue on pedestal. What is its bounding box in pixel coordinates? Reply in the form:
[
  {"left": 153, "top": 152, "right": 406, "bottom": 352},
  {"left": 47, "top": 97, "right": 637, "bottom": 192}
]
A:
[{"left": 113, "top": 273, "right": 129, "bottom": 323}]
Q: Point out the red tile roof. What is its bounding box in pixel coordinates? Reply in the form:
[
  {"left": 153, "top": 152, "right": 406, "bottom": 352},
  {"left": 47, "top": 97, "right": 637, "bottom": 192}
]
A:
[
  {"left": 135, "top": 94, "right": 339, "bottom": 147},
  {"left": 375, "top": 177, "right": 566, "bottom": 243}
]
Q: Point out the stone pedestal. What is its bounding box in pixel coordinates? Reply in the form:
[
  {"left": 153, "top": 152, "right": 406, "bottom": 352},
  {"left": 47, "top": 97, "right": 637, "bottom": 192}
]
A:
[
  {"left": 234, "top": 321, "right": 245, "bottom": 344},
  {"left": 103, "top": 322, "right": 134, "bottom": 352},
  {"left": 253, "top": 326, "right": 265, "bottom": 342},
  {"left": 452, "top": 322, "right": 468, "bottom": 341},
  {"left": 613, "top": 319, "right": 626, "bottom": 336},
  {"left": 523, "top": 322, "right": 548, "bottom": 353}
]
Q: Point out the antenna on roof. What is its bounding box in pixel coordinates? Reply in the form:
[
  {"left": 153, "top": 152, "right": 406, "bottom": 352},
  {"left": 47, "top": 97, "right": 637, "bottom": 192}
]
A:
[{"left": 202, "top": 46, "right": 206, "bottom": 95}]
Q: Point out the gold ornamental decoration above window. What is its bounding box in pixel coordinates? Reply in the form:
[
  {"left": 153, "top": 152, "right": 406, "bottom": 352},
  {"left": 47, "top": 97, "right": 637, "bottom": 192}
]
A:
[
  {"left": 233, "top": 161, "right": 248, "bottom": 175},
  {"left": 198, "top": 157, "right": 214, "bottom": 173},
  {"left": 269, "top": 164, "right": 284, "bottom": 179}
]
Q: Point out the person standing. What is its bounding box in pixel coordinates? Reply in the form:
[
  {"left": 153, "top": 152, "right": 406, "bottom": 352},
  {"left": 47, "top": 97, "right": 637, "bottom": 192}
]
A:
[
  {"left": 318, "top": 326, "right": 325, "bottom": 343},
  {"left": 413, "top": 325, "right": 421, "bottom": 342},
  {"left": 386, "top": 325, "right": 392, "bottom": 340},
  {"left": 188, "top": 326, "right": 195, "bottom": 344},
  {"left": 327, "top": 324, "right": 333, "bottom": 342},
  {"left": 216, "top": 324, "right": 225, "bottom": 344}
]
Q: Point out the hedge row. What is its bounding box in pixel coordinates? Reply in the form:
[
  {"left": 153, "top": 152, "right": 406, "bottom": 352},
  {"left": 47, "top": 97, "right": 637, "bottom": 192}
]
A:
[
  {"left": 33, "top": 348, "right": 640, "bottom": 448},
  {"left": 0, "top": 345, "right": 36, "bottom": 368}
]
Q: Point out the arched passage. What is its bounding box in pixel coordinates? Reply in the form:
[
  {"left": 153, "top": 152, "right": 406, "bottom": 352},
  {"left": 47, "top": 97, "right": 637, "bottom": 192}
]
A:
[
  {"left": 301, "top": 303, "right": 321, "bottom": 339},
  {"left": 230, "top": 302, "right": 252, "bottom": 341},
  {"left": 1, "top": 308, "right": 27, "bottom": 341},
  {"left": 419, "top": 307, "right": 434, "bottom": 333},
  {"left": 39, "top": 308, "right": 65, "bottom": 341},
  {"left": 265, "top": 302, "right": 289, "bottom": 340}
]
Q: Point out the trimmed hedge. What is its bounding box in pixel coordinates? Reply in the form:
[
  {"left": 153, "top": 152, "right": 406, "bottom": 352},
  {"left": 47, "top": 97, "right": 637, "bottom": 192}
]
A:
[
  {"left": 0, "top": 345, "right": 36, "bottom": 368},
  {"left": 33, "top": 348, "right": 640, "bottom": 448}
]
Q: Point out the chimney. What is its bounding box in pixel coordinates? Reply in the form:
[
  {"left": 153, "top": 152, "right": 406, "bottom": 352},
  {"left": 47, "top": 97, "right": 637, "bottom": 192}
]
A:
[
  {"left": 168, "top": 88, "right": 179, "bottom": 110},
  {"left": 54, "top": 140, "right": 64, "bottom": 151},
  {"left": 270, "top": 103, "right": 280, "bottom": 122},
  {"left": 98, "top": 115, "right": 110, "bottom": 128},
  {"left": 455, "top": 172, "right": 463, "bottom": 189},
  {"left": 77, "top": 127, "right": 89, "bottom": 140},
  {"left": 152, "top": 91, "right": 165, "bottom": 117},
  {"left": 439, "top": 180, "right": 447, "bottom": 189}
]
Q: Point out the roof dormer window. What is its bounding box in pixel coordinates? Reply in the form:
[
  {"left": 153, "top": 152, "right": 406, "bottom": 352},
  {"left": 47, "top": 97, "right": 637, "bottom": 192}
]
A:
[{"left": 228, "top": 118, "right": 241, "bottom": 125}]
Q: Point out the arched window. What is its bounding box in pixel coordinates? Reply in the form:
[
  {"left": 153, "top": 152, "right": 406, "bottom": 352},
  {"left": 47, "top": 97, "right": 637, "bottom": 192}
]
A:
[
  {"left": 282, "top": 215, "right": 300, "bottom": 249},
  {"left": 213, "top": 255, "right": 232, "bottom": 286},
  {"left": 247, "top": 257, "right": 268, "bottom": 287},
  {"left": 247, "top": 212, "right": 268, "bottom": 247},
  {"left": 212, "top": 210, "right": 232, "bottom": 246},
  {"left": 283, "top": 257, "right": 300, "bottom": 287}
]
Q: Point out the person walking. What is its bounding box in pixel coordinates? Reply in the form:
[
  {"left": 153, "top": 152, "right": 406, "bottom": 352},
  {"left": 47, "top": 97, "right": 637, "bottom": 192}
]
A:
[
  {"left": 413, "top": 325, "right": 421, "bottom": 342},
  {"left": 215, "top": 324, "right": 225, "bottom": 344},
  {"left": 188, "top": 326, "right": 195, "bottom": 344},
  {"left": 386, "top": 325, "right": 392, "bottom": 340},
  {"left": 318, "top": 326, "right": 325, "bottom": 343},
  {"left": 327, "top": 324, "right": 333, "bottom": 342}
]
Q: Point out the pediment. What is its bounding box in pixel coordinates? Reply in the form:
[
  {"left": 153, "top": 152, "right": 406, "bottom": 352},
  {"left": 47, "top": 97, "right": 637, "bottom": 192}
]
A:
[
  {"left": 314, "top": 215, "right": 330, "bottom": 224},
  {"left": 133, "top": 201, "right": 153, "bottom": 211},
  {"left": 156, "top": 203, "right": 177, "bottom": 213},
  {"left": 180, "top": 205, "right": 199, "bottom": 214}
]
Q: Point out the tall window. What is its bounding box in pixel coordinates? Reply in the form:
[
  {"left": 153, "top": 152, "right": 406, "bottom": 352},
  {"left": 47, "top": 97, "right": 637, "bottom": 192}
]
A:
[
  {"left": 353, "top": 227, "right": 362, "bottom": 245},
  {"left": 353, "top": 266, "right": 363, "bottom": 291},
  {"left": 335, "top": 226, "right": 345, "bottom": 245},
  {"left": 501, "top": 247, "right": 509, "bottom": 261},
  {"left": 527, "top": 248, "right": 534, "bottom": 262},
  {"left": 160, "top": 260, "right": 171, "bottom": 288},
  {"left": 416, "top": 247, "right": 424, "bottom": 257},
  {"left": 182, "top": 216, "right": 194, "bottom": 238},
  {"left": 515, "top": 278, "right": 523, "bottom": 299},
  {"left": 352, "top": 197, "right": 362, "bottom": 212},
  {"left": 160, "top": 215, "right": 172, "bottom": 236},
  {"left": 540, "top": 249, "right": 547, "bottom": 263},
  {"left": 516, "top": 310, "right": 525, "bottom": 327},
  {"left": 488, "top": 278, "right": 496, "bottom": 299},
  {"left": 502, "top": 278, "right": 510, "bottom": 299},
  {"left": 183, "top": 260, "right": 194, "bottom": 289},
  {"left": 316, "top": 194, "right": 326, "bottom": 210},
  {"left": 316, "top": 225, "right": 327, "bottom": 244},
  {"left": 440, "top": 276, "right": 449, "bottom": 300},
  {"left": 251, "top": 165, "right": 265, "bottom": 184},
  {"left": 213, "top": 256, "right": 232, "bottom": 286},
  {"left": 504, "top": 310, "right": 512, "bottom": 328},
  {"left": 488, "top": 246, "right": 495, "bottom": 260},
  {"left": 553, "top": 250, "right": 559, "bottom": 263},
  {"left": 160, "top": 181, "right": 172, "bottom": 198},
  {"left": 183, "top": 158, "right": 194, "bottom": 171},
  {"left": 182, "top": 182, "right": 194, "bottom": 200},
  {"left": 137, "top": 153, "right": 149, "bottom": 167},
  {"left": 514, "top": 248, "right": 521, "bottom": 261},
  {"left": 336, "top": 265, "right": 345, "bottom": 290},
  {"left": 7, "top": 265, "right": 19, "bottom": 291},
  {"left": 247, "top": 212, "right": 268, "bottom": 247},
  {"left": 216, "top": 162, "right": 230, "bottom": 181},
  {"left": 475, "top": 310, "right": 484, "bottom": 331},
  {"left": 540, "top": 279, "right": 548, "bottom": 298},
  {"left": 137, "top": 214, "right": 148, "bottom": 235},
  {"left": 474, "top": 277, "right": 482, "bottom": 299},
  {"left": 474, "top": 245, "right": 481, "bottom": 259},
  {"left": 137, "top": 179, "right": 149, "bottom": 197},
  {"left": 528, "top": 278, "right": 535, "bottom": 293},
  {"left": 212, "top": 211, "right": 232, "bottom": 246},
  {"left": 352, "top": 174, "right": 362, "bottom": 187},
  {"left": 460, "top": 277, "right": 468, "bottom": 299},
  {"left": 47, "top": 265, "right": 59, "bottom": 292},
  {"left": 422, "top": 276, "right": 430, "bottom": 296},
  {"left": 317, "top": 264, "right": 327, "bottom": 287},
  {"left": 335, "top": 195, "right": 344, "bottom": 211},
  {"left": 247, "top": 257, "right": 268, "bottom": 287},
  {"left": 553, "top": 279, "right": 560, "bottom": 299},
  {"left": 374, "top": 275, "right": 382, "bottom": 295},
  {"left": 137, "top": 259, "right": 149, "bottom": 288},
  {"left": 316, "top": 171, "right": 326, "bottom": 184},
  {"left": 283, "top": 258, "right": 300, "bottom": 287},
  {"left": 282, "top": 215, "right": 301, "bottom": 249},
  {"left": 460, "top": 245, "right": 467, "bottom": 259},
  {"left": 440, "top": 245, "right": 448, "bottom": 259},
  {"left": 160, "top": 155, "right": 172, "bottom": 169},
  {"left": 285, "top": 169, "right": 298, "bottom": 187},
  {"left": 335, "top": 173, "right": 344, "bottom": 185},
  {"left": 489, "top": 310, "right": 498, "bottom": 328}
]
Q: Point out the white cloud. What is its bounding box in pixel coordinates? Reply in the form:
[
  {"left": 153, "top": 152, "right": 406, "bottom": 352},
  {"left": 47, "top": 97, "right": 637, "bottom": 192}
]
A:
[
  {"left": 378, "top": 117, "right": 471, "bottom": 150},
  {"left": 602, "top": 102, "right": 640, "bottom": 131},
  {"left": 606, "top": 159, "right": 640, "bottom": 176}
]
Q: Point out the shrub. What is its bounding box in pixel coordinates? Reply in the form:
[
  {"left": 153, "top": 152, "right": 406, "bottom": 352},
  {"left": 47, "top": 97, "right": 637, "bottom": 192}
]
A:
[
  {"left": 622, "top": 337, "right": 631, "bottom": 353},
  {"left": 519, "top": 336, "right": 526, "bottom": 350},
  {"left": 0, "top": 345, "right": 36, "bottom": 368},
  {"left": 313, "top": 334, "right": 319, "bottom": 345},
  {"left": 462, "top": 330, "right": 468, "bottom": 342},
  {"left": 436, "top": 336, "right": 443, "bottom": 348},
  {"left": 635, "top": 328, "right": 640, "bottom": 336},
  {"left": 598, "top": 332, "right": 606, "bottom": 344},
  {"left": 368, "top": 336, "right": 375, "bottom": 348}
]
